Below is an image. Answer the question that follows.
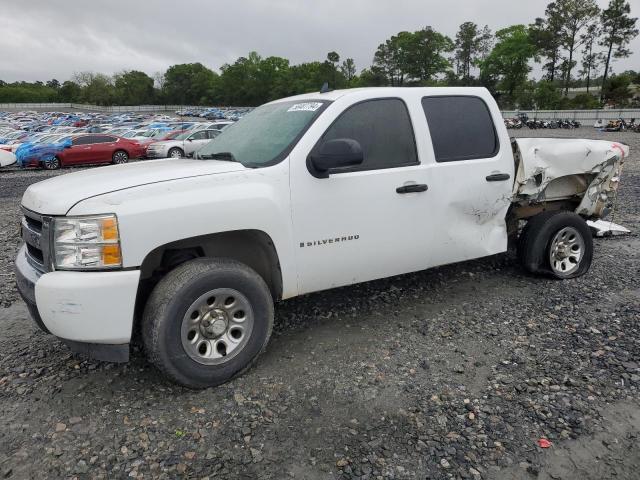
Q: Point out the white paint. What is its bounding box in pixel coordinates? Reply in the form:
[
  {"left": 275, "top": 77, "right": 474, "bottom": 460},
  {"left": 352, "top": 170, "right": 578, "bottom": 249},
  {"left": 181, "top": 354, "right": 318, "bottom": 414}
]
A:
[
  {"left": 587, "top": 220, "right": 631, "bottom": 237},
  {"left": 35, "top": 270, "right": 140, "bottom": 343},
  {"left": 0, "top": 149, "right": 16, "bottom": 167},
  {"left": 288, "top": 87, "right": 513, "bottom": 294}
]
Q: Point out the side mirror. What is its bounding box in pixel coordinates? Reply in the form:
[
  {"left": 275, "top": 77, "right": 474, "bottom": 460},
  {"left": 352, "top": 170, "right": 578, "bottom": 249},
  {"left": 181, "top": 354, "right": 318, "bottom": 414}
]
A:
[
  {"left": 187, "top": 138, "right": 193, "bottom": 142},
  {"left": 308, "top": 138, "right": 364, "bottom": 178}
]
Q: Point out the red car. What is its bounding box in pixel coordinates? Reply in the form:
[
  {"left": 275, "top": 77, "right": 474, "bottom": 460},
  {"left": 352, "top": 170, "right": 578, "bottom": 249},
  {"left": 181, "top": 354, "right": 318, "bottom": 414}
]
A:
[{"left": 54, "top": 134, "right": 145, "bottom": 168}]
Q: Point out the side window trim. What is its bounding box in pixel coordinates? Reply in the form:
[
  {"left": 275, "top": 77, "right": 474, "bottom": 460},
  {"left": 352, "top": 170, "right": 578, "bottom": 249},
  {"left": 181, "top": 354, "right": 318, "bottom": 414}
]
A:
[
  {"left": 421, "top": 95, "right": 500, "bottom": 163},
  {"left": 310, "top": 97, "right": 420, "bottom": 175}
]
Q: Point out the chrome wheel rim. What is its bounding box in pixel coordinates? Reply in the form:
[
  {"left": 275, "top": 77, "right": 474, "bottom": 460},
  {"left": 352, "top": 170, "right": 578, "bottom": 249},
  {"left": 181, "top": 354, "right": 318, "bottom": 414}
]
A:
[
  {"left": 45, "top": 157, "right": 58, "bottom": 169},
  {"left": 180, "top": 288, "right": 254, "bottom": 365},
  {"left": 549, "top": 226, "right": 584, "bottom": 277},
  {"left": 114, "top": 152, "right": 128, "bottom": 163},
  {"left": 169, "top": 149, "right": 182, "bottom": 158}
]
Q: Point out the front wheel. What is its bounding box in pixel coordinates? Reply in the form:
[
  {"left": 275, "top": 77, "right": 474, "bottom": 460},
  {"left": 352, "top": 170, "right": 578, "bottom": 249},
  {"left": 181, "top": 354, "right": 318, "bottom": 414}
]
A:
[
  {"left": 168, "top": 147, "right": 184, "bottom": 159},
  {"left": 518, "top": 211, "right": 593, "bottom": 279},
  {"left": 42, "top": 155, "right": 60, "bottom": 170},
  {"left": 112, "top": 150, "right": 129, "bottom": 164},
  {"left": 142, "top": 258, "right": 274, "bottom": 388}
]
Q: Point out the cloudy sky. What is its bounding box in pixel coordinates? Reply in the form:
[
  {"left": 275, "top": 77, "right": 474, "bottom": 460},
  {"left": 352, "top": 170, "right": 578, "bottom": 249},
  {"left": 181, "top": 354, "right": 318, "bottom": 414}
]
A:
[{"left": 1, "top": 0, "right": 639, "bottom": 83}]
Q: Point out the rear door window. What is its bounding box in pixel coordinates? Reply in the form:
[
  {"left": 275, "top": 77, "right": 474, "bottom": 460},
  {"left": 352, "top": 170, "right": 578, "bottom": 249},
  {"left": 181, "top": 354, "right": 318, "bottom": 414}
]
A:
[
  {"left": 92, "top": 135, "right": 117, "bottom": 143},
  {"left": 189, "top": 131, "right": 208, "bottom": 140},
  {"left": 421, "top": 96, "right": 498, "bottom": 162},
  {"left": 73, "top": 136, "right": 97, "bottom": 146}
]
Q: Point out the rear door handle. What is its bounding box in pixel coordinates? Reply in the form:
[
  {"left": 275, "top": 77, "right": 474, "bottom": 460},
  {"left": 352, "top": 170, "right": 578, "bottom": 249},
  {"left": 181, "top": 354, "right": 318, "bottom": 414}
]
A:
[
  {"left": 485, "top": 173, "right": 510, "bottom": 182},
  {"left": 396, "top": 184, "right": 428, "bottom": 194}
]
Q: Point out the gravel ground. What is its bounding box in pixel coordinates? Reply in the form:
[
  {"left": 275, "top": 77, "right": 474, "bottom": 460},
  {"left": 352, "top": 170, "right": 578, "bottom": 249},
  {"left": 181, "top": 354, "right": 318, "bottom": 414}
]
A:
[{"left": 0, "top": 128, "right": 638, "bottom": 479}]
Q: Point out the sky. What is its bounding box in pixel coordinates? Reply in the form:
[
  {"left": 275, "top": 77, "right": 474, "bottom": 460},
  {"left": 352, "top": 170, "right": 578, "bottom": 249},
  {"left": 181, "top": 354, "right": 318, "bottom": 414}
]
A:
[{"left": 1, "top": 0, "right": 639, "bottom": 83}]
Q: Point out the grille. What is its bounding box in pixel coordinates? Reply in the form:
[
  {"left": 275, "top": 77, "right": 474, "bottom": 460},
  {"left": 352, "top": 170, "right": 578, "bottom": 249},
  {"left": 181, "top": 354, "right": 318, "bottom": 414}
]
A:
[{"left": 21, "top": 208, "right": 52, "bottom": 273}]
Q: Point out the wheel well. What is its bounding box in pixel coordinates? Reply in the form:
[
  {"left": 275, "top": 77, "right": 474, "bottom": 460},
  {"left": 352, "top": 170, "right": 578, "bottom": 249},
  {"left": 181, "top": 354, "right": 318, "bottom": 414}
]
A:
[
  {"left": 134, "top": 230, "right": 283, "bottom": 325},
  {"left": 168, "top": 146, "right": 184, "bottom": 153}
]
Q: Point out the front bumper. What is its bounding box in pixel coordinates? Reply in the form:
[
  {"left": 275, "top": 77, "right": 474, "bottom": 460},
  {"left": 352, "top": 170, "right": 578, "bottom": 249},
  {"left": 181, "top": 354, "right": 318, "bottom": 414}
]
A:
[
  {"left": 15, "top": 245, "right": 140, "bottom": 361},
  {"left": 146, "top": 148, "right": 168, "bottom": 158}
]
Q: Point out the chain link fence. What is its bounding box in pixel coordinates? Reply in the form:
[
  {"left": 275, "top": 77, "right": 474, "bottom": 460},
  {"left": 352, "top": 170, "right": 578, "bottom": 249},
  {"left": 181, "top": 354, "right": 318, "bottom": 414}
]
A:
[{"left": 501, "top": 109, "right": 640, "bottom": 122}]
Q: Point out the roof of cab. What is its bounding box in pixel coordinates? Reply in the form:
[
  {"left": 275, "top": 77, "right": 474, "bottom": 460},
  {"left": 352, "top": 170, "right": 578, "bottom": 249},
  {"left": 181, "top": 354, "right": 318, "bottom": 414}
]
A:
[{"left": 268, "top": 86, "right": 492, "bottom": 104}]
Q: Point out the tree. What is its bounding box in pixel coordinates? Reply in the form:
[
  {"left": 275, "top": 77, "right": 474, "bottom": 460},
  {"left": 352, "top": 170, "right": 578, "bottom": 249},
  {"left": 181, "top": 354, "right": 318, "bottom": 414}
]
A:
[
  {"left": 325, "top": 51, "right": 341, "bottom": 87},
  {"left": 405, "top": 27, "right": 454, "bottom": 82},
  {"left": 372, "top": 31, "right": 414, "bottom": 85},
  {"left": 534, "top": 80, "right": 564, "bottom": 108},
  {"left": 58, "top": 81, "right": 81, "bottom": 102},
  {"left": 552, "top": 0, "right": 600, "bottom": 94},
  {"left": 579, "top": 22, "right": 602, "bottom": 93},
  {"left": 340, "top": 58, "right": 357, "bottom": 83},
  {"left": 46, "top": 79, "right": 60, "bottom": 90},
  {"left": 113, "top": 70, "right": 154, "bottom": 105},
  {"left": 602, "top": 73, "right": 633, "bottom": 106},
  {"left": 480, "top": 25, "right": 538, "bottom": 106},
  {"left": 599, "top": 0, "right": 638, "bottom": 100},
  {"left": 163, "top": 63, "right": 219, "bottom": 105},
  {"left": 72, "top": 72, "right": 115, "bottom": 105},
  {"left": 454, "top": 22, "right": 481, "bottom": 84},
  {"left": 476, "top": 26, "right": 494, "bottom": 78},
  {"left": 529, "top": 2, "right": 564, "bottom": 82}
]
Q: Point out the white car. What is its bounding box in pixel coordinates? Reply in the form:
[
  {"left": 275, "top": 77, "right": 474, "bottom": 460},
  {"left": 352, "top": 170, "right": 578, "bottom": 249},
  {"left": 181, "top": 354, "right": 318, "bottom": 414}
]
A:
[
  {"left": 15, "top": 87, "right": 628, "bottom": 388},
  {"left": 191, "top": 121, "right": 234, "bottom": 131},
  {"left": 0, "top": 148, "right": 16, "bottom": 167},
  {"left": 146, "top": 129, "right": 221, "bottom": 158}
]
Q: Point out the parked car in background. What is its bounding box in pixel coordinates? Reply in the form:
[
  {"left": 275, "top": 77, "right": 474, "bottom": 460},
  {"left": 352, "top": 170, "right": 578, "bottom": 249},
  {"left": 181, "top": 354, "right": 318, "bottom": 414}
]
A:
[
  {"left": 0, "top": 148, "right": 16, "bottom": 167},
  {"left": 18, "top": 134, "right": 145, "bottom": 169},
  {"left": 146, "top": 129, "right": 220, "bottom": 158}
]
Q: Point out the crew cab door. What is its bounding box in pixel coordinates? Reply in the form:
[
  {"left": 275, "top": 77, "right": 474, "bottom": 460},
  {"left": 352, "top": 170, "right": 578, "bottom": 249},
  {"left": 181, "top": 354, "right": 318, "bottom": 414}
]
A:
[
  {"left": 61, "top": 135, "right": 96, "bottom": 165},
  {"left": 417, "top": 94, "right": 513, "bottom": 266},
  {"left": 289, "top": 97, "right": 432, "bottom": 294}
]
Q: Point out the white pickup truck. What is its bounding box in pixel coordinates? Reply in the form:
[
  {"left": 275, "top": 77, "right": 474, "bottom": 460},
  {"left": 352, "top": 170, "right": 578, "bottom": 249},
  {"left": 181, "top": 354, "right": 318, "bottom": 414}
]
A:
[{"left": 15, "top": 87, "right": 628, "bottom": 388}]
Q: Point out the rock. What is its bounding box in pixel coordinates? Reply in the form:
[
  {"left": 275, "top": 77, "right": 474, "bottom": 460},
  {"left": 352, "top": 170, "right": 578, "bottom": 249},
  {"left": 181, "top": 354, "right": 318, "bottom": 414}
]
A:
[
  {"left": 469, "top": 467, "right": 481, "bottom": 479},
  {"left": 440, "top": 459, "right": 451, "bottom": 469},
  {"left": 54, "top": 423, "right": 66, "bottom": 432}
]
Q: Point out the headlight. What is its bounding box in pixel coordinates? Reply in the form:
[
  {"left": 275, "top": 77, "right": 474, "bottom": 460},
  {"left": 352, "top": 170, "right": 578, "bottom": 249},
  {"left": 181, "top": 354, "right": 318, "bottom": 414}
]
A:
[{"left": 53, "top": 214, "right": 122, "bottom": 270}]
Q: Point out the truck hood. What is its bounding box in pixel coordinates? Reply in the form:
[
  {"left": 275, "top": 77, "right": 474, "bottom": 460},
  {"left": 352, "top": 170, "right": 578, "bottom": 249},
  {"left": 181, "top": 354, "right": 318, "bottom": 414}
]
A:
[{"left": 21, "top": 158, "right": 246, "bottom": 215}]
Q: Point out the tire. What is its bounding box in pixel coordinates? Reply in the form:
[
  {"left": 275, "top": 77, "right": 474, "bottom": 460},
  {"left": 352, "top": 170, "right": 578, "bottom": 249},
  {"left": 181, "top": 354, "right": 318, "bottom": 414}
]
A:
[
  {"left": 518, "top": 211, "right": 593, "bottom": 279},
  {"left": 142, "top": 258, "right": 274, "bottom": 389},
  {"left": 168, "top": 147, "right": 184, "bottom": 159},
  {"left": 112, "top": 150, "right": 129, "bottom": 164},
  {"left": 42, "top": 155, "right": 60, "bottom": 170}
]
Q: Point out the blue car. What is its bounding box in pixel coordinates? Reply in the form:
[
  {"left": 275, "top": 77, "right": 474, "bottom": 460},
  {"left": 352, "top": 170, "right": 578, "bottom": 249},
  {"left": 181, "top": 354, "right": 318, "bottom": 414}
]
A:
[{"left": 16, "top": 136, "right": 72, "bottom": 169}]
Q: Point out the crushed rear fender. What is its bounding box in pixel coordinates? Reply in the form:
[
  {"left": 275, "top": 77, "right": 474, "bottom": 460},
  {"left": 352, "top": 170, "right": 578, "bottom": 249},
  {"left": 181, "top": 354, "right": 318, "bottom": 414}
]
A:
[{"left": 512, "top": 138, "right": 628, "bottom": 219}]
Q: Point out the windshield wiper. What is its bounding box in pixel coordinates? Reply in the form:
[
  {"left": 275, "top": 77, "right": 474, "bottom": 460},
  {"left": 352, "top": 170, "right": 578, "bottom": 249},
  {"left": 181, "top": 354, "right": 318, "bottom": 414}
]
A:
[{"left": 197, "top": 152, "right": 237, "bottom": 161}]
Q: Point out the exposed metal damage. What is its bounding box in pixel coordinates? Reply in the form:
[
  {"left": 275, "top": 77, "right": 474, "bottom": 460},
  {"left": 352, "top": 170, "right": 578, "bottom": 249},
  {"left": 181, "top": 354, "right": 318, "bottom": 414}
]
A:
[{"left": 511, "top": 138, "right": 629, "bottom": 220}]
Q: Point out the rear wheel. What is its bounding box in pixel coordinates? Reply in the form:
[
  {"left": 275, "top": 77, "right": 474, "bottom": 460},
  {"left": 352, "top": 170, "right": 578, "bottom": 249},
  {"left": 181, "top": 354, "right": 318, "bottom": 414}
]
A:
[
  {"left": 168, "top": 147, "right": 184, "bottom": 158},
  {"left": 142, "top": 258, "right": 274, "bottom": 389},
  {"left": 518, "top": 211, "right": 593, "bottom": 279},
  {"left": 112, "top": 150, "right": 129, "bottom": 164},
  {"left": 42, "top": 155, "right": 60, "bottom": 170}
]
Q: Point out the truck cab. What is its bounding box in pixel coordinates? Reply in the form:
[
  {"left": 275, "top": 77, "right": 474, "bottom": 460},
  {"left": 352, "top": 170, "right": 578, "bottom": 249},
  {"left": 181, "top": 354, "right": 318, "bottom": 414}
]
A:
[{"left": 15, "top": 87, "right": 627, "bottom": 388}]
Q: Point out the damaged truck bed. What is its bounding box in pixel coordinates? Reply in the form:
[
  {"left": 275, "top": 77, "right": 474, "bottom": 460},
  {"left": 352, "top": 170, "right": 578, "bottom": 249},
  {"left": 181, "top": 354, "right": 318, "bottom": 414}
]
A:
[{"left": 510, "top": 137, "right": 628, "bottom": 220}]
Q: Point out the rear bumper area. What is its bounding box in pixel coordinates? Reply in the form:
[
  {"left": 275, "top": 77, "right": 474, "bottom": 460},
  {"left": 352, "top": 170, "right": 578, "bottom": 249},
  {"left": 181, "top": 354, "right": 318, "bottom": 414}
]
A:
[{"left": 15, "top": 245, "right": 140, "bottom": 361}]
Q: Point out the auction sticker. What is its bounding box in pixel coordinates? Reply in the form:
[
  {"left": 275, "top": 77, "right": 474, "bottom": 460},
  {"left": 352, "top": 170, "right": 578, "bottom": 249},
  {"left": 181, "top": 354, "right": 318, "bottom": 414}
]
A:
[{"left": 287, "top": 102, "right": 323, "bottom": 112}]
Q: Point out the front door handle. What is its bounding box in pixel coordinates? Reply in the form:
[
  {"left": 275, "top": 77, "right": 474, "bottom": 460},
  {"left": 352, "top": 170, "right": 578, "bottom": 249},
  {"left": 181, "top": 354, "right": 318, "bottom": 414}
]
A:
[
  {"left": 486, "top": 173, "right": 510, "bottom": 182},
  {"left": 396, "top": 184, "right": 428, "bottom": 194}
]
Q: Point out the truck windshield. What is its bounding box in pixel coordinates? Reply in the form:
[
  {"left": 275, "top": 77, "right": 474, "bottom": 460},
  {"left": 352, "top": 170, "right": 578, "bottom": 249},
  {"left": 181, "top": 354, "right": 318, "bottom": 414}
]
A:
[{"left": 195, "top": 100, "right": 329, "bottom": 167}]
